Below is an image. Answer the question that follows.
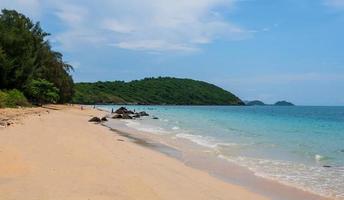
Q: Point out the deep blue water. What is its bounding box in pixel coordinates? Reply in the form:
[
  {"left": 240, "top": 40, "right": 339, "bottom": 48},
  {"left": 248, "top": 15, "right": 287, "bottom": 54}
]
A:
[{"left": 100, "top": 105, "right": 344, "bottom": 199}]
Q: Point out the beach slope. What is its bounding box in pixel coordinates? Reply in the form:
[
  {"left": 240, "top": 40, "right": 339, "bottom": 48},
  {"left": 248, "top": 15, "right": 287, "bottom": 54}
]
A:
[{"left": 0, "top": 106, "right": 267, "bottom": 200}]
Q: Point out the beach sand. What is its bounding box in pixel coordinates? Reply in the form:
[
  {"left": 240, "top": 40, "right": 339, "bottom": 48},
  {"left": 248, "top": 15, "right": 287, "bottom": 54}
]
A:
[{"left": 0, "top": 105, "right": 269, "bottom": 200}]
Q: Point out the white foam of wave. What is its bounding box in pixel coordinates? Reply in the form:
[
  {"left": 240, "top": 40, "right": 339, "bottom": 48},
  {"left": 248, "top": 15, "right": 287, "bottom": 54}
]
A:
[
  {"left": 175, "top": 133, "right": 239, "bottom": 149},
  {"left": 172, "top": 126, "right": 180, "bottom": 130},
  {"left": 218, "top": 155, "right": 344, "bottom": 199},
  {"left": 315, "top": 154, "right": 329, "bottom": 162},
  {"left": 176, "top": 133, "right": 218, "bottom": 148},
  {"left": 123, "top": 120, "right": 170, "bottom": 135}
]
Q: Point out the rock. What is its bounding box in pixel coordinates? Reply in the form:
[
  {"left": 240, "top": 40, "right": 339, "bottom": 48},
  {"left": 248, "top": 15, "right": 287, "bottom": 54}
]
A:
[
  {"left": 0, "top": 121, "right": 6, "bottom": 127},
  {"left": 114, "top": 107, "right": 135, "bottom": 114},
  {"left": 323, "top": 165, "right": 332, "bottom": 168},
  {"left": 88, "top": 117, "right": 101, "bottom": 123},
  {"left": 340, "top": 149, "right": 344, "bottom": 153},
  {"left": 0, "top": 121, "right": 5, "bottom": 128},
  {"left": 139, "top": 111, "right": 149, "bottom": 116},
  {"left": 122, "top": 113, "right": 133, "bottom": 119},
  {"left": 115, "top": 107, "right": 128, "bottom": 114},
  {"left": 112, "top": 114, "right": 123, "bottom": 119},
  {"left": 101, "top": 117, "right": 108, "bottom": 121},
  {"left": 133, "top": 113, "right": 141, "bottom": 118},
  {"left": 152, "top": 116, "right": 159, "bottom": 120}
]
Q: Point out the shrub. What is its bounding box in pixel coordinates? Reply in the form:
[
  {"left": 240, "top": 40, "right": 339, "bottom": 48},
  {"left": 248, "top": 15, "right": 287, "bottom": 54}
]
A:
[
  {"left": 0, "top": 89, "right": 30, "bottom": 108},
  {"left": 25, "top": 79, "right": 60, "bottom": 105},
  {"left": 0, "top": 90, "right": 7, "bottom": 108}
]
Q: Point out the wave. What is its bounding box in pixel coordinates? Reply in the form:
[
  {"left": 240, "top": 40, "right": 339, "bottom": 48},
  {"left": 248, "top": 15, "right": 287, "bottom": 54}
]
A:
[
  {"left": 175, "top": 133, "right": 239, "bottom": 149},
  {"left": 218, "top": 154, "right": 344, "bottom": 199},
  {"left": 315, "top": 154, "right": 332, "bottom": 162},
  {"left": 123, "top": 120, "right": 170, "bottom": 135}
]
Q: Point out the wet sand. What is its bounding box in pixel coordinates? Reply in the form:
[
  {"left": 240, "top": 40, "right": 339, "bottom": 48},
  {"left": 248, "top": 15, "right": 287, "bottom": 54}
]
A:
[{"left": 104, "top": 118, "right": 333, "bottom": 200}]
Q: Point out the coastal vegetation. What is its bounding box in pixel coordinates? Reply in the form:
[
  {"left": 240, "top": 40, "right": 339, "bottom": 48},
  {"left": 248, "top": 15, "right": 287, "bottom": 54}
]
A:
[
  {"left": 0, "top": 9, "right": 74, "bottom": 107},
  {"left": 0, "top": 89, "right": 30, "bottom": 108},
  {"left": 72, "top": 77, "right": 244, "bottom": 105}
]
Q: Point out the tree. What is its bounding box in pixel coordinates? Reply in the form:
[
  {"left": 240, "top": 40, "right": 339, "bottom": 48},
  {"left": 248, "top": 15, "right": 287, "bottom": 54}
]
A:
[
  {"left": 25, "top": 79, "right": 59, "bottom": 105},
  {"left": 0, "top": 9, "right": 74, "bottom": 103}
]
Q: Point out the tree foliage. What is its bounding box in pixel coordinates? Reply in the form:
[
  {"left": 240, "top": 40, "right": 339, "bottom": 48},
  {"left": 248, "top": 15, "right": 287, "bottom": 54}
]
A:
[
  {"left": 0, "top": 9, "right": 74, "bottom": 104},
  {"left": 0, "top": 89, "right": 30, "bottom": 108},
  {"left": 25, "top": 79, "right": 59, "bottom": 104},
  {"left": 73, "top": 77, "right": 244, "bottom": 105}
]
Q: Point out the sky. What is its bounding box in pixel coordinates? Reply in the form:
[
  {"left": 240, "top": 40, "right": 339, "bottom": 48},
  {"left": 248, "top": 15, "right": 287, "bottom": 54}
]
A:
[{"left": 1, "top": 0, "right": 344, "bottom": 105}]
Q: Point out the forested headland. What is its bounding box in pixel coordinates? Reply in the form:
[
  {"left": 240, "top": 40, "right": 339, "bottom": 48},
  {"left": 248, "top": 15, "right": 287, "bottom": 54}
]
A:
[
  {"left": 0, "top": 9, "right": 73, "bottom": 107},
  {"left": 73, "top": 77, "right": 244, "bottom": 105}
]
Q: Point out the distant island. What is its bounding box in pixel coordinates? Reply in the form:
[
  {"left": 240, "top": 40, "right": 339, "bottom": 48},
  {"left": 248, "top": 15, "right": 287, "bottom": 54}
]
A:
[
  {"left": 246, "top": 100, "right": 266, "bottom": 106},
  {"left": 274, "top": 101, "right": 294, "bottom": 106},
  {"left": 72, "top": 77, "right": 244, "bottom": 105},
  {"left": 245, "top": 100, "right": 294, "bottom": 106}
]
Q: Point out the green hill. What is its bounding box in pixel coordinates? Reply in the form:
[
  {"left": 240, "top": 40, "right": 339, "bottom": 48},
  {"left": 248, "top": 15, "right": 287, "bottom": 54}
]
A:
[
  {"left": 72, "top": 77, "right": 244, "bottom": 105},
  {"left": 246, "top": 100, "right": 266, "bottom": 106},
  {"left": 274, "top": 101, "right": 294, "bottom": 106}
]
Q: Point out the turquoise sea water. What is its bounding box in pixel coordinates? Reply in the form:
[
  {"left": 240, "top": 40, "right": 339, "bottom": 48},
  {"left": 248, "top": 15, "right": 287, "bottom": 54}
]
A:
[{"left": 99, "top": 105, "right": 344, "bottom": 199}]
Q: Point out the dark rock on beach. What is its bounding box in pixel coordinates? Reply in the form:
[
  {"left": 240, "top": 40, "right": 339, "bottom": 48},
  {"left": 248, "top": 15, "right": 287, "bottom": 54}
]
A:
[
  {"left": 89, "top": 117, "right": 101, "bottom": 123},
  {"left": 0, "top": 121, "right": 6, "bottom": 127},
  {"left": 114, "top": 107, "right": 127, "bottom": 114},
  {"left": 110, "top": 107, "right": 152, "bottom": 120},
  {"left": 101, "top": 117, "right": 108, "bottom": 121},
  {"left": 112, "top": 114, "right": 123, "bottom": 119},
  {"left": 133, "top": 113, "right": 141, "bottom": 118},
  {"left": 122, "top": 113, "right": 133, "bottom": 119},
  {"left": 323, "top": 165, "right": 332, "bottom": 168},
  {"left": 139, "top": 111, "right": 149, "bottom": 116},
  {"left": 115, "top": 107, "right": 134, "bottom": 114},
  {"left": 152, "top": 116, "right": 159, "bottom": 120}
]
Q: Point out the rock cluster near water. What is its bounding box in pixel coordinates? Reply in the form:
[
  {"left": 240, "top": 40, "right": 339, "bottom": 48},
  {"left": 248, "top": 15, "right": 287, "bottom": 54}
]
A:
[
  {"left": 111, "top": 107, "right": 149, "bottom": 119},
  {"left": 88, "top": 107, "right": 155, "bottom": 123}
]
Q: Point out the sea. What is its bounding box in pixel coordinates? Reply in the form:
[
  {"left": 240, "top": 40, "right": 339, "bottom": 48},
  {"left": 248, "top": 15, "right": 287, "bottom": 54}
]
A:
[{"left": 99, "top": 105, "right": 344, "bottom": 199}]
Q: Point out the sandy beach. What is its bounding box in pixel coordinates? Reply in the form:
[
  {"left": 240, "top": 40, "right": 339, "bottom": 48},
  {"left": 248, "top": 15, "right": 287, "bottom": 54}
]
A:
[{"left": 0, "top": 105, "right": 270, "bottom": 200}]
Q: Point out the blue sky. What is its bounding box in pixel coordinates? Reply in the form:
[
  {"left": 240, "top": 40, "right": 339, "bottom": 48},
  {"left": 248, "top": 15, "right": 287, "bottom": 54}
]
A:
[{"left": 1, "top": 0, "right": 344, "bottom": 105}]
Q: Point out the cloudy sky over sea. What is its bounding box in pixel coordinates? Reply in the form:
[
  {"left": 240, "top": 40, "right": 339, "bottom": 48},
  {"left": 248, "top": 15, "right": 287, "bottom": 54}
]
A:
[{"left": 1, "top": 0, "right": 344, "bottom": 105}]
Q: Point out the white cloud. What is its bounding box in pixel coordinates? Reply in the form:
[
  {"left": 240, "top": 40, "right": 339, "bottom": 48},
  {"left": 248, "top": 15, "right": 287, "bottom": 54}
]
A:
[
  {"left": 54, "top": 4, "right": 88, "bottom": 27},
  {"left": 112, "top": 40, "right": 199, "bottom": 52},
  {"left": 324, "top": 0, "right": 344, "bottom": 9},
  {"left": 102, "top": 19, "right": 135, "bottom": 34},
  {"left": 1, "top": 0, "right": 251, "bottom": 52}
]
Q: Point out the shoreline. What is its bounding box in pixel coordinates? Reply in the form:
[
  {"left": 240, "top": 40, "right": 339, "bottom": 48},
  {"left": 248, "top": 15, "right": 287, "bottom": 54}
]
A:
[
  {"left": 0, "top": 105, "right": 269, "bottom": 200},
  {"left": 103, "top": 117, "right": 333, "bottom": 200}
]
